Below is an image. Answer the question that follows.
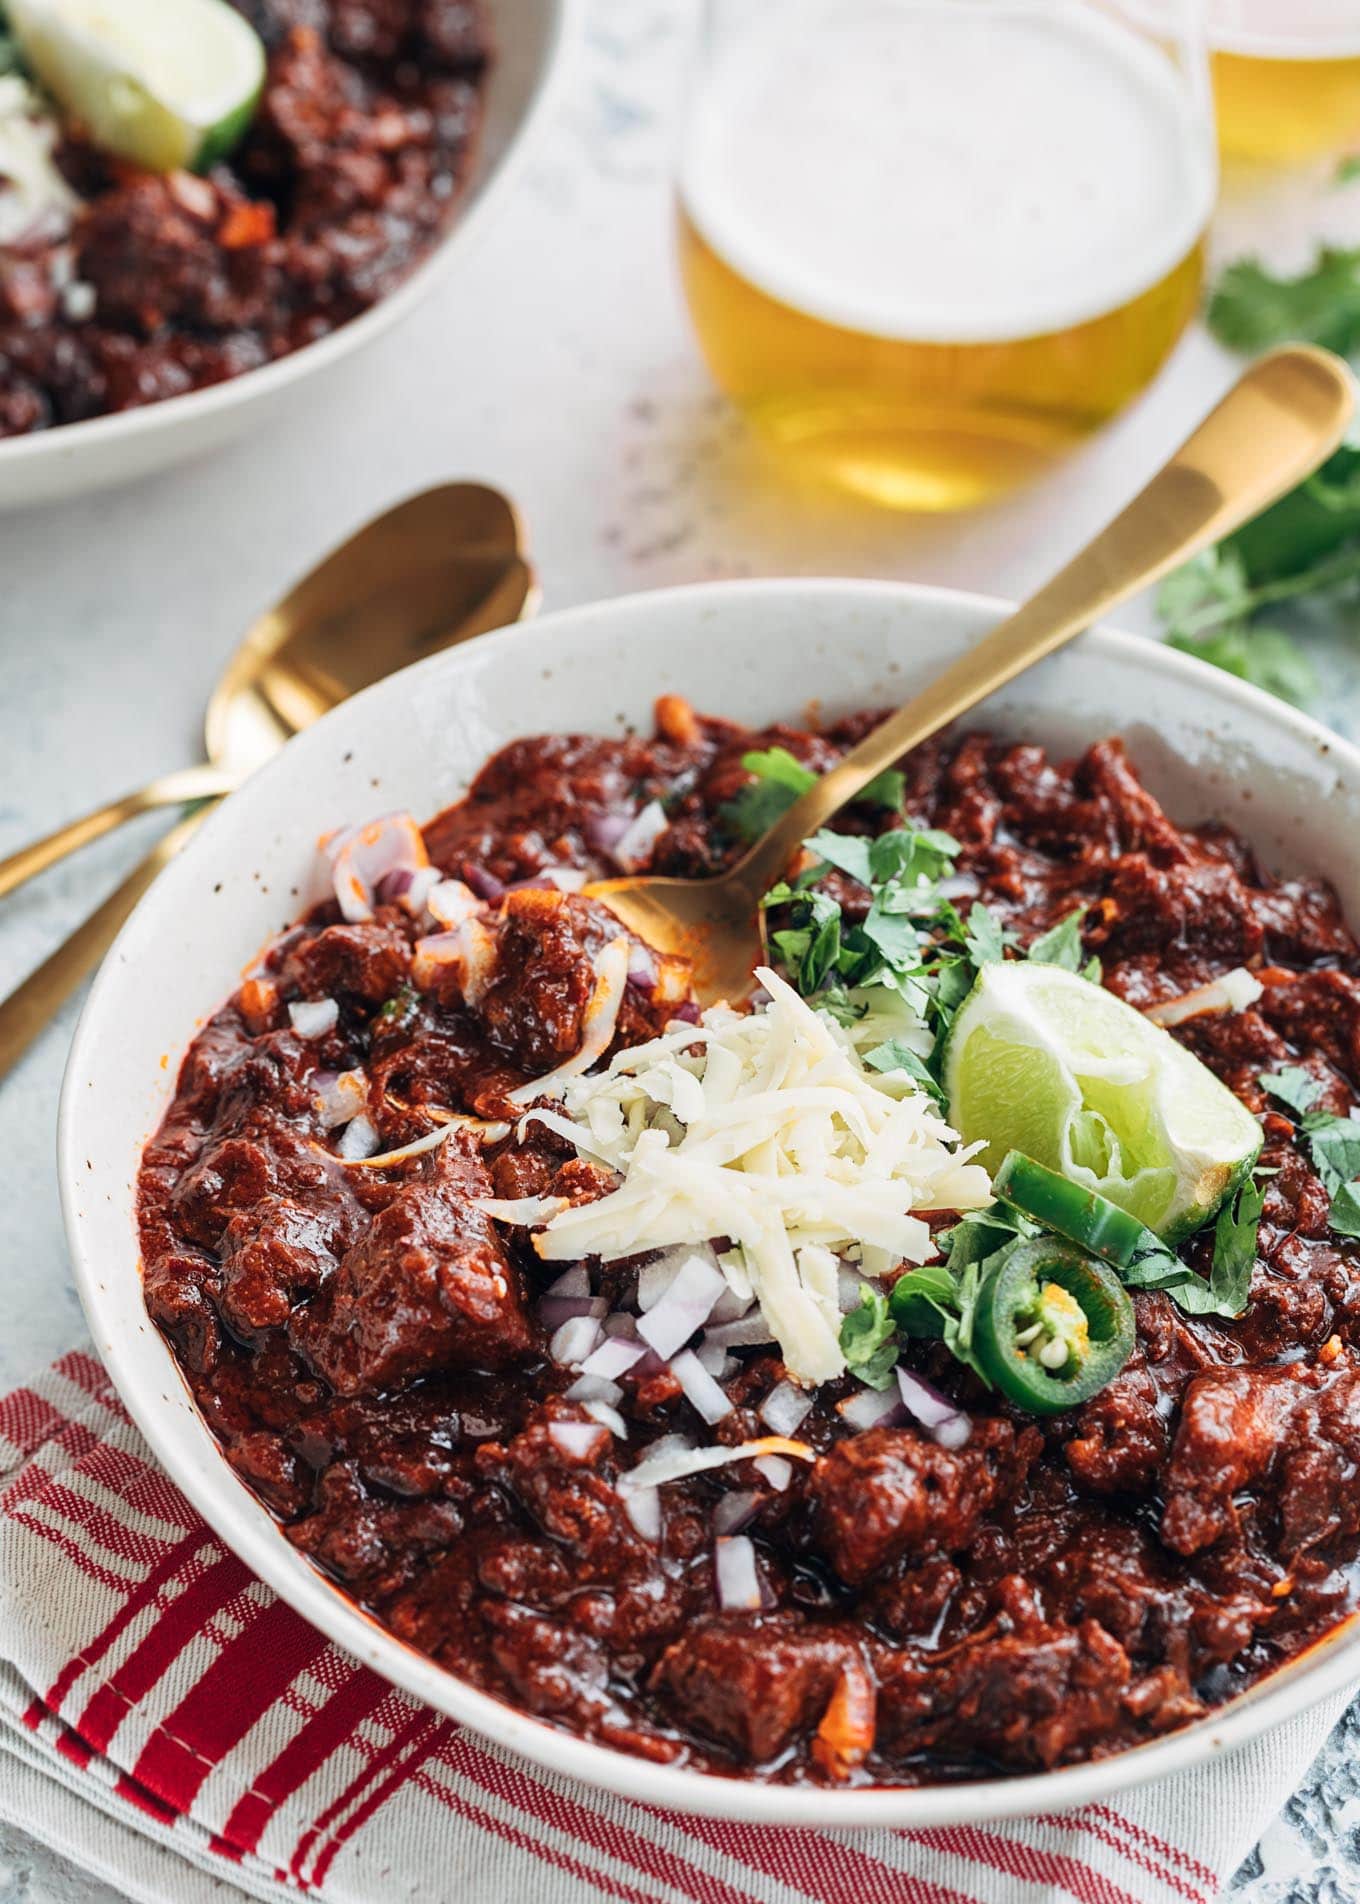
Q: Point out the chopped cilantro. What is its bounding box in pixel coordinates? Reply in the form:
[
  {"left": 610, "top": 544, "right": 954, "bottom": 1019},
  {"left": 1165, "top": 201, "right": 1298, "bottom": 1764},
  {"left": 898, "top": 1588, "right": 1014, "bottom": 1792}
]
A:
[
  {"left": 1259, "top": 1066, "right": 1323, "bottom": 1117},
  {"left": 840, "top": 1288, "right": 899, "bottom": 1389},
  {"left": 863, "top": 1036, "right": 946, "bottom": 1105},
  {"left": 963, "top": 902, "right": 1014, "bottom": 968},
  {"left": 375, "top": 982, "right": 418, "bottom": 1029},
  {"left": 1119, "top": 1177, "right": 1263, "bottom": 1320},
  {"left": 1026, "top": 909, "right": 1089, "bottom": 973}
]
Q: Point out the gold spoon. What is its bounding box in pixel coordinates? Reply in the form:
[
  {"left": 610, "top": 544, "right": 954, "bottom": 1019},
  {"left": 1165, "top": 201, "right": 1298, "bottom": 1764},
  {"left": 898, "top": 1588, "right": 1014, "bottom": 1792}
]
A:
[
  {"left": 0, "top": 482, "right": 533, "bottom": 897},
  {"left": 590, "top": 346, "right": 1356, "bottom": 1003},
  {"left": 0, "top": 483, "right": 536, "bottom": 1077}
]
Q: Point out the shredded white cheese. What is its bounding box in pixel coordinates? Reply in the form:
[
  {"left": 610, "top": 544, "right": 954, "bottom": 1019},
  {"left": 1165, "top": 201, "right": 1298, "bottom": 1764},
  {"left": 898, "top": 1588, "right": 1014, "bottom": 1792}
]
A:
[
  {"left": 487, "top": 967, "right": 991, "bottom": 1385},
  {"left": 0, "top": 74, "right": 77, "bottom": 245}
]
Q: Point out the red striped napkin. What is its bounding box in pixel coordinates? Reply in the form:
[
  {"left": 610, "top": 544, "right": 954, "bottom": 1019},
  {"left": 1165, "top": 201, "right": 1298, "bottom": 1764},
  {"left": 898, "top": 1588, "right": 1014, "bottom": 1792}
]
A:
[{"left": 0, "top": 1348, "right": 1349, "bottom": 1904}]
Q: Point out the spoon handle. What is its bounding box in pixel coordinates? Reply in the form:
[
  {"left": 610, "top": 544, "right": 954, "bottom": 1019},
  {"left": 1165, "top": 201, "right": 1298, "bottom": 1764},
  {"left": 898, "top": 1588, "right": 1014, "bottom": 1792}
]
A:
[
  {"left": 0, "top": 810, "right": 210, "bottom": 1080},
  {"left": 735, "top": 344, "right": 1356, "bottom": 899},
  {"left": 0, "top": 763, "right": 234, "bottom": 900}
]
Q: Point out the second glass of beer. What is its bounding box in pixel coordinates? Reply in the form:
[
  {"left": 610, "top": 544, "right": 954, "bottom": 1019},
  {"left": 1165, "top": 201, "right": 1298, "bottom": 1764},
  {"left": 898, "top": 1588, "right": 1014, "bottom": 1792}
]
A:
[{"left": 677, "top": 0, "right": 1216, "bottom": 511}]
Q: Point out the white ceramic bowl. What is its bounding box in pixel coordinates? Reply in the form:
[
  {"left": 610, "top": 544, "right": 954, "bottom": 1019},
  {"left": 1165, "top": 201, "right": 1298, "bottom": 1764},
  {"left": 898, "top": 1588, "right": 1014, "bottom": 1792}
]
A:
[
  {"left": 59, "top": 579, "right": 1360, "bottom": 1825},
  {"left": 0, "top": 0, "right": 576, "bottom": 511}
]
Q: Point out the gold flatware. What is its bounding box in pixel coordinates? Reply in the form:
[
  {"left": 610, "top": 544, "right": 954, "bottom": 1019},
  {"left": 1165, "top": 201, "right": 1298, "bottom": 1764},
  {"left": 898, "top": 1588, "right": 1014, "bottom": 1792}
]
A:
[
  {"left": 0, "top": 483, "right": 536, "bottom": 1077},
  {"left": 0, "top": 482, "right": 533, "bottom": 898},
  {"left": 590, "top": 345, "right": 1356, "bottom": 1003}
]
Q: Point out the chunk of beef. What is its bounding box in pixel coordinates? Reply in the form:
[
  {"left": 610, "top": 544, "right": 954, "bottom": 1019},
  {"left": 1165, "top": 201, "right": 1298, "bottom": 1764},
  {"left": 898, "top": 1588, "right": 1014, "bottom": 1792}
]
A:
[
  {"left": 653, "top": 1614, "right": 866, "bottom": 1764},
  {"left": 481, "top": 1398, "right": 653, "bottom": 1584},
  {"left": 290, "top": 1131, "right": 533, "bottom": 1393},
  {"left": 1091, "top": 853, "right": 1262, "bottom": 966},
  {"left": 808, "top": 1420, "right": 1039, "bottom": 1587},
  {"left": 287, "top": 1462, "right": 464, "bottom": 1596},
  {"left": 218, "top": 1194, "right": 355, "bottom": 1336},
  {"left": 1278, "top": 1369, "right": 1360, "bottom": 1555},
  {"left": 1064, "top": 1360, "right": 1168, "bottom": 1498},
  {"left": 876, "top": 1619, "right": 1131, "bottom": 1769},
  {"left": 455, "top": 889, "right": 691, "bottom": 1075},
  {"left": 1161, "top": 1365, "right": 1317, "bottom": 1555},
  {"left": 276, "top": 920, "right": 412, "bottom": 1004},
  {"left": 1259, "top": 970, "right": 1360, "bottom": 1090}
]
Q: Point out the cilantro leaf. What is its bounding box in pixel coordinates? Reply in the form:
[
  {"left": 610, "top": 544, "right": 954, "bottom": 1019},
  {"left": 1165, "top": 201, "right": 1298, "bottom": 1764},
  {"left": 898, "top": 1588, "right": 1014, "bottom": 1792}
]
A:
[
  {"left": 863, "top": 1037, "right": 945, "bottom": 1104},
  {"left": 1301, "top": 1116, "right": 1360, "bottom": 1197},
  {"left": 1166, "top": 625, "right": 1317, "bottom": 708},
  {"left": 804, "top": 830, "right": 875, "bottom": 887},
  {"left": 963, "top": 902, "right": 1014, "bottom": 968},
  {"left": 1207, "top": 1175, "right": 1264, "bottom": 1318},
  {"left": 721, "top": 748, "right": 906, "bottom": 845},
  {"left": 1259, "top": 1066, "right": 1323, "bottom": 1117},
  {"left": 719, "top": 747, "right": 816, "bottom": 843},
  {"left": 1329, "top": 1179, "right": 1360, "bottom": 1240},
  {"left": 1207, "top": 247, "right": 1360, "bottom": 357},
  {"left": 861, "top": 767, "right": 906, "bottom": 811},
  {"left": 1026, "top": 909, "right": 1088, "bottom": 973},
  {"left": 840, "top": 1288, "right": 899, "bottom": 1389}
]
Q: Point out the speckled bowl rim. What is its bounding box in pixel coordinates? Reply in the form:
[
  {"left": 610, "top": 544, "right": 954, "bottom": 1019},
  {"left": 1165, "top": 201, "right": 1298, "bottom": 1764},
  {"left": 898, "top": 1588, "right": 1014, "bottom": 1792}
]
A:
[{"left": 59, "top": 578, "right": 1360, "bottom": 1827}]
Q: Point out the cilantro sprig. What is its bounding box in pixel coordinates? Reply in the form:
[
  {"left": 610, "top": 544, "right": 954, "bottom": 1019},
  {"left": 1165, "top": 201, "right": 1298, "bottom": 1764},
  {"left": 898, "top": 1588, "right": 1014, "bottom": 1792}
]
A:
[{"left": 1155, "top": 245, "right": 1360, "bottom": 706}]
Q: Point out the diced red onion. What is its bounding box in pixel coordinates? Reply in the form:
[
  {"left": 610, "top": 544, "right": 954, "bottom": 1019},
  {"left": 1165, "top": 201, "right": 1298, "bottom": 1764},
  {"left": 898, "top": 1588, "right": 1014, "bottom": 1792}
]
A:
[
  {"left": 289, "top": 997, "right": 339, "bottom": 1039},
  {"left": 623, "top": 1486, "right": 662, "bottom": 1541},
  {"left": 670, "top": 1000, "right": 702, "bottom": 1025},
  {"left": 753, "top": 1453, "right": 793, "bottom": 1491},
  {"left": 760, "top": 1381, "right": 813, "bottom": 1436},
  {"left": 670, "top": 1348, "right": 733, "bottom": 1425},
  {"left": 461, "top": 861, "right": 506, "bottom": 904},
  {"left": 626, "top": 944, "right": 658, "bottom": 994},
  {"left": 547, "top": 1419, "right": 609, "bottom": 1461},
  {"left": 714, "top": 1535, "right": 762, "bottom": 1611},
  {"left": 585, "top": 811, "right": 631, "bottom": 853},
  {"left": 549, "top": 1315, "right": 602, "bottom": 1368},
  {"left": 583, "top": 1398, "right": 629, "bottom": 1438},
  {"left": 636, "top": 1250, "right": 728, "bottom": 1359},
  {"left": 896, "top": 1366, "right": 972, "bottom": 1449},
  {"left": 603, "top": 1311, "right": 640, "bottom": 1339},
  {"left": 837, "top": 1262, "right": 874, "bottom": 1313},
  {"left": 565, "top": 1373, "right": 624, "bottom": 1407},
  {"left": 314, "top": 1069, "right": 367, "bottom": 1129},
  {"left": 708, "top": 1284, "right": 753, "bottom": 1326},
  {"left": 323, "top": 812, "right": 427, "bottom": 923},
  {"left": 581, "top": 1336, "right": 647, "bottom": 1380},
  {"left": 425, "top": 877, "right": 481, "bottom": 928},
  {"left": 700, "top": 1309, "right": 775, "bottom": 1351},
  {"left": 712, "top": 1488, "right": 761, "bottom": 1536},
  {"left": 539, "top": 1294, "right": 608, "bottom": 1332},
  {"left": 337, "top": 1114, "right": 379, "bottom": 1161},
  {"left": 837, "top": 1384, "right": 906, "bottom": 1431},
  {"left": 693, "top": 1338, "right": 737, "bottom": 1382},
  {"left": 546, "top": 1266, "right": 591, "bottom": 1300},
  {"left": 611, "top": 800, "right": 668, "bottom": 873},
  {"left": 638, "top": 1244, "right": 712, "bottom": 1312}
]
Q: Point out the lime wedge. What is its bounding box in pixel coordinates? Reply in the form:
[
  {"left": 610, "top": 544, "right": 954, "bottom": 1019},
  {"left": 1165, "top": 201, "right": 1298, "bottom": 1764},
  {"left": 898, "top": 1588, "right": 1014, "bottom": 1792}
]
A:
[
  {"left": 943, "top": 961, "right": 1261, "bottom": 1242},
  {"left": 7, "top": 0, "right": 265, "bottom": 174}
]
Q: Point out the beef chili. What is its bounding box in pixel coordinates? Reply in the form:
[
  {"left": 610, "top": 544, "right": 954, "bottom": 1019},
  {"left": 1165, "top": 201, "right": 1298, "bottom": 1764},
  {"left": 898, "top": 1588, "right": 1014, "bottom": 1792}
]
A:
[
  {"left": 0, "top": 1, "right": 490, "bottom": 436},
  {"left": 137, "top": 698, "right": 1360, "bottom": 1786}
]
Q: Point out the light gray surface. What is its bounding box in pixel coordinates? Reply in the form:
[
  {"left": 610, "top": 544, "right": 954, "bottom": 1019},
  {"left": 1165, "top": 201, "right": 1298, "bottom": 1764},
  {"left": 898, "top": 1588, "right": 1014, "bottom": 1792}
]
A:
[{"left": 2, "top": 1, "right": 1359, "bottom": 1895}]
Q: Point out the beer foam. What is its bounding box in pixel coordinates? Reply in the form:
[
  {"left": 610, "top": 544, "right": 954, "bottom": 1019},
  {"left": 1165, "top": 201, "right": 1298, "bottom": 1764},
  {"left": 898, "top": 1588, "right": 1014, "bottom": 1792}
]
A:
[
  {"left": 680, "top": 0, "right": 1217, "bottom": 345},
  {"left": 1130, "top": 1, "right": 1360, "bottom": 59}
]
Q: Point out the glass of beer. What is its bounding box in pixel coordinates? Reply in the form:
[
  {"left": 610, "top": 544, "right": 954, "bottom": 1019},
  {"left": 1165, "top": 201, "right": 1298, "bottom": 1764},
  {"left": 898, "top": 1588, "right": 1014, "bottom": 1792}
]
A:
[
  {"left": 677, "top": 0, "right": 1216, "bottom": 512},
  {"left": 1206, "top": 3, "right": 1360, "bottom": 162}
]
